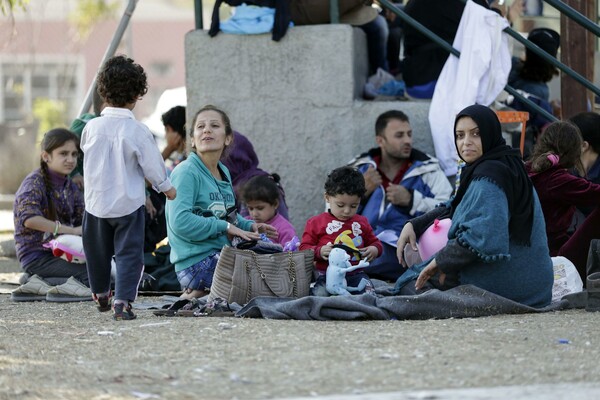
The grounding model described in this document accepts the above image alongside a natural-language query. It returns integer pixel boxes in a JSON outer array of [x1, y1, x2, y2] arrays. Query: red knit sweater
[[300, 212, 383, 273]]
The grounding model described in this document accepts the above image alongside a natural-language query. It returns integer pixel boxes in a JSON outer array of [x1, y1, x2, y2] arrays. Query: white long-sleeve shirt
[[81, 107, 173, 218], [428, 0, 511, 176]]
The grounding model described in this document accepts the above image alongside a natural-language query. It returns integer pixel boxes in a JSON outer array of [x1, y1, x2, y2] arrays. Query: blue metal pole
[[195, 0, 203, 30], [330, 0, 339, 24]]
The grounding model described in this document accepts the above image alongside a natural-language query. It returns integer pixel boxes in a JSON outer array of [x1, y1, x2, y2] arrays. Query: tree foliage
[[33, 98, 68, 139], [68, 0, 119, 40], [0, 0, 29, 16]]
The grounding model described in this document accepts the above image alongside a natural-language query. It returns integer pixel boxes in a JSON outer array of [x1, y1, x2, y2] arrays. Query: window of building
[[0, 57, 83, 123]]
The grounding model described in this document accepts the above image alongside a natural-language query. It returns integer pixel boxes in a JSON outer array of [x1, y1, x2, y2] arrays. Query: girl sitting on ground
[[12, 128, 91, 302], [526, 121, 600, 283], [240, 174, 297, 246]]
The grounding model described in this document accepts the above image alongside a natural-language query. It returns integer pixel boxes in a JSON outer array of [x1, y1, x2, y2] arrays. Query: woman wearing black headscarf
[[395, 104, 553, 307]]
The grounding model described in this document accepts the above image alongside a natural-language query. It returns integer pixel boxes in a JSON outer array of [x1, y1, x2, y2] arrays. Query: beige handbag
[[208, 246, 314, 304]]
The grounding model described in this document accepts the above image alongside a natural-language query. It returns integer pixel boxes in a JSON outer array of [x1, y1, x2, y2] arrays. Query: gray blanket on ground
[[235, 285, 579, 320]]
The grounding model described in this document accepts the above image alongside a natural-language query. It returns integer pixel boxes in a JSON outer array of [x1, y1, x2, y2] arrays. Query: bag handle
[[243, 250, 298, 303]]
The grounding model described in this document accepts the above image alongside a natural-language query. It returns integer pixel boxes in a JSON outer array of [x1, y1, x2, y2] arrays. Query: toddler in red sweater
[[300, 166, 383, 296]]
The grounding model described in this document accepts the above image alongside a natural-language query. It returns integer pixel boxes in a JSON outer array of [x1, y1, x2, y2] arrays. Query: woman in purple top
[[240, 175, 297, 246], [12, 128, 89, 301], [527, 121, 600, 283], [222, 131, 289, 220]]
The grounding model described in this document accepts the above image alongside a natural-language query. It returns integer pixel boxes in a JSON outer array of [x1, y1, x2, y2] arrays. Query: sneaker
[[11, 275, 52, 302], [113, 302, 136, 321], [45, 277, 93, 302], [93, 292, 112, 312], [18, 273, 31, 285]]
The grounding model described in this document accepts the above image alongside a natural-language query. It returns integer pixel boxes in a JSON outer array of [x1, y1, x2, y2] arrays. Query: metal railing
[[191, 0, 599, 123], [375, 0, 600, 123]]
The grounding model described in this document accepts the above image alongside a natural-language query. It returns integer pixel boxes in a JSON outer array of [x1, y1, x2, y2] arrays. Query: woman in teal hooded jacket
[[166, 105, 277, 299]]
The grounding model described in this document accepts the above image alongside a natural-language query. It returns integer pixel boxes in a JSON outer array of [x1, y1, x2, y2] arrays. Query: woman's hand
[[229, 224, 261, 241], [396, 222, 418, 268], [415, 258, 446, 290], [252, 223, 278, 240], [360, 245, 379, 262]]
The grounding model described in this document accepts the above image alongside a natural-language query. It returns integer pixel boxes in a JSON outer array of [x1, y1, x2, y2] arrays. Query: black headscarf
[[451, 105, 534, 246]]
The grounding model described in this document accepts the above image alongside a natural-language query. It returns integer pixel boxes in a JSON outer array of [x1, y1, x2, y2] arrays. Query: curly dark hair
[[96, 55, 148, 107], [324, 166, 366, 197]]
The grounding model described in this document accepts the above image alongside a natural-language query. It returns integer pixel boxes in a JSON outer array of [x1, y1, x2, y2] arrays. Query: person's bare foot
[[180, 288, 207, 299]]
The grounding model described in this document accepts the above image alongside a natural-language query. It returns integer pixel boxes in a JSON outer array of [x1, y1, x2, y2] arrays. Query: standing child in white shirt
[[81, 55, 177, 320]]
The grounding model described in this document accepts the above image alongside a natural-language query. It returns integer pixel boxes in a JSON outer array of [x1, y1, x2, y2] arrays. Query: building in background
[[0, 0, 198, 193], [0, 0, 195, 127]]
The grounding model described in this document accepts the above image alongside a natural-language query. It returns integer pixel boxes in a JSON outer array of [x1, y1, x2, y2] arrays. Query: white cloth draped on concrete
[[428, 0, 511, 176]]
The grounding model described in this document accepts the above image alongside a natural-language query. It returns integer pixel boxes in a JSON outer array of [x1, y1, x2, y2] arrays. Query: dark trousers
[[559, 206, 600, 283], [367, 243, 404, 282], [24, 254, 89, 286], [83, 207, 145, 302]]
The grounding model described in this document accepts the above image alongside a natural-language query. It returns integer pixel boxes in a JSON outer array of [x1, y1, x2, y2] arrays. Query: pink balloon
[[418, 218, 451, 261]]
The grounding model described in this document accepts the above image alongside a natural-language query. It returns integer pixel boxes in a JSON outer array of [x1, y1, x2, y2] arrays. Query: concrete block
[[185, 25, 434, 234]]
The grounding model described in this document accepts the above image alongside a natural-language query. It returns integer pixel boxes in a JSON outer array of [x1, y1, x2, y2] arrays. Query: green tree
[[32, 98, 68, 140], [68, 0, 119, 40], [0, 0, 28, 16]]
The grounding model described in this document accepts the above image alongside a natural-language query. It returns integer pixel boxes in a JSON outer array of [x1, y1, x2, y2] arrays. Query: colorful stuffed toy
[[43, 234, 86, 264]]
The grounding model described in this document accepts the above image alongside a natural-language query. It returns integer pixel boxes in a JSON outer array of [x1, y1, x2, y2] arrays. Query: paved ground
[[2, 207, 600, 399]]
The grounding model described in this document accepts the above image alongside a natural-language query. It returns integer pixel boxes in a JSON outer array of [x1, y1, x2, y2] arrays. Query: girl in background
[[527, 121, 600, 282], [12, 128, 90, 302]]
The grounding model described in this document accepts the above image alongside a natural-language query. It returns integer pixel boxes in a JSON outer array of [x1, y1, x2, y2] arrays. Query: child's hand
[[253, 223, 278, 240], [320, 242, 333, 260], [164, 187, 177, 200], [360, 246, 378, 262]]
